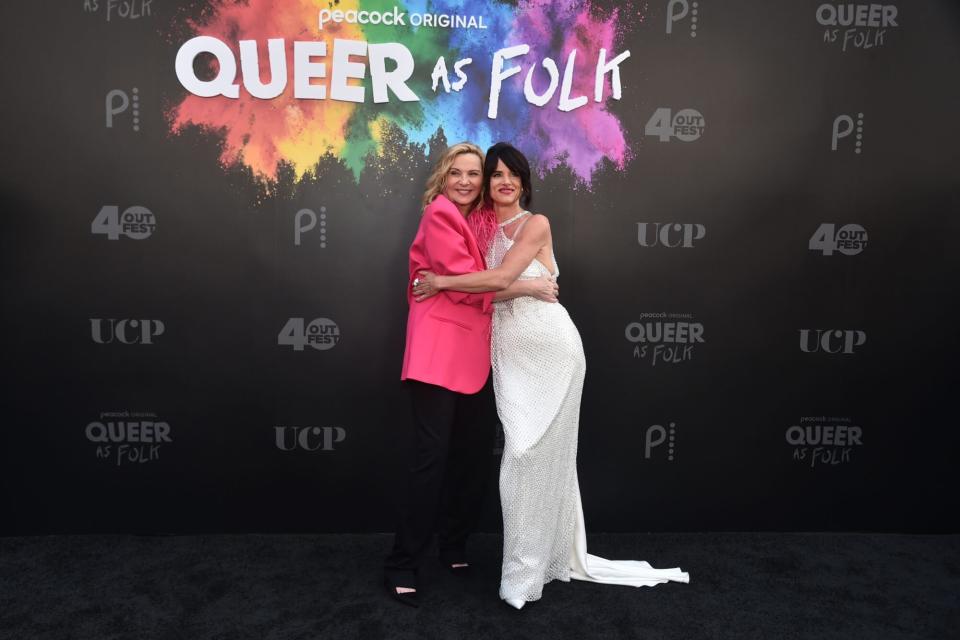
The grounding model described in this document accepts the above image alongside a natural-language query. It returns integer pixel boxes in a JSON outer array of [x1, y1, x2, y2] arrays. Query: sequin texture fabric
[[488, 216, 585, 602], [488, 214, 690, 605]]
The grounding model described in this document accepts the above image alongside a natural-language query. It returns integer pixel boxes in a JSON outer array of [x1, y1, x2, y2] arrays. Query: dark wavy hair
[[483, 142, 532, 209]]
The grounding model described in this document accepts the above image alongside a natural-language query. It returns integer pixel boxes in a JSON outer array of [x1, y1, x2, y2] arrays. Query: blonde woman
[[384, 143, 558, 607]]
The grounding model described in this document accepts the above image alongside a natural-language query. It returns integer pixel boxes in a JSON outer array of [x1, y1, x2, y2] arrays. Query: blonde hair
[[421, 142, 485, 211]]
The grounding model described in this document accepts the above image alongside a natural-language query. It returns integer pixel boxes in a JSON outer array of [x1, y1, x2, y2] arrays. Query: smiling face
[[442, 152, 483, 215], [482, 143, 532, 210], [488, 159, 523, 208]]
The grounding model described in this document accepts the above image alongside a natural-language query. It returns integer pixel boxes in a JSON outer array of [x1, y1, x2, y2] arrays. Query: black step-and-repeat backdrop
[[2, 1, 958, 534]]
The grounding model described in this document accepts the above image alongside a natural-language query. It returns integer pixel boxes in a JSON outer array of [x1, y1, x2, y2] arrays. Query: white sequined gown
[[488, 214, 690, 605]]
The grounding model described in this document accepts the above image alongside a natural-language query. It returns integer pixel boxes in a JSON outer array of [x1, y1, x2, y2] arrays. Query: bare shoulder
[[527, 213, 550, 228], [516, 213, 551, 241], [521, 212, 551, 233]]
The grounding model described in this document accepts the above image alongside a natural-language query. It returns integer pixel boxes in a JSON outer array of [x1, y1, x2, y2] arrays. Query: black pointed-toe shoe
[[384, 577, 419, 608]]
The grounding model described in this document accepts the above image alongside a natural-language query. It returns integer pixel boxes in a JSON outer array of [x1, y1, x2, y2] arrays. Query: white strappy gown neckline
[[497, 209, 530, 228]]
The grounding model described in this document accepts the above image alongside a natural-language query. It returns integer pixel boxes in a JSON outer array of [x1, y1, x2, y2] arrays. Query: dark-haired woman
[[414, 143, 689, 609]]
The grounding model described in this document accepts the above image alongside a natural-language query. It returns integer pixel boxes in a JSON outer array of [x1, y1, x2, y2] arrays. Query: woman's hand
[[525, 276, 559, 303], [412, 271, 442, 302]]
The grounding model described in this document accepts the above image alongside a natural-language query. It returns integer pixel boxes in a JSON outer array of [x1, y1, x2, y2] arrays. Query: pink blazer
[[400, 195, 495, 394]]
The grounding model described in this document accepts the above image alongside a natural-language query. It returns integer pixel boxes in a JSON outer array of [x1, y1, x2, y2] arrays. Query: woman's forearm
[[437, 268, 513, 293], [494, 279, 531, 301]]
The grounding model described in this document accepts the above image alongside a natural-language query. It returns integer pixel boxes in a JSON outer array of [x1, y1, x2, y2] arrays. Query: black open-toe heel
[[384, 577, 419, 608]]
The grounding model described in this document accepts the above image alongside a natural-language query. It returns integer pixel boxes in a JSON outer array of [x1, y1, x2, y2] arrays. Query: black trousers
[[384, 378, 496, 585]]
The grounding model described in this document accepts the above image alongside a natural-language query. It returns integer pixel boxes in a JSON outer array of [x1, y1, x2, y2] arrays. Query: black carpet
[[1, 533, 957, 639]]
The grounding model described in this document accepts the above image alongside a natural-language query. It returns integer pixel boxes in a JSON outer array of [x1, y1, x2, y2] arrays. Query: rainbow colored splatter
[[169, 0, 635, 184]]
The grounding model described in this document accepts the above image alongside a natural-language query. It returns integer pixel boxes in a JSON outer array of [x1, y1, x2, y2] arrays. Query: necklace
[[497, 210, 529, 227]]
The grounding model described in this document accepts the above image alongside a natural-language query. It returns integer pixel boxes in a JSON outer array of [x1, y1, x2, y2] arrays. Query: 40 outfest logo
[[91, 205, 155, 240], [645, 108, 705, 142], [809, 224, 867, 256], [279, 318, 341, 351]]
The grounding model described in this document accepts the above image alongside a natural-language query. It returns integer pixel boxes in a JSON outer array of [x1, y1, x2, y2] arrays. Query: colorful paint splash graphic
[[169, 0, 636, 184]]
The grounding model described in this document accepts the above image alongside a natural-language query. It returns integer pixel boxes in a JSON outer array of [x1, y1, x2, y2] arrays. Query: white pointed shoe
[[503, 597, 526, 610]]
